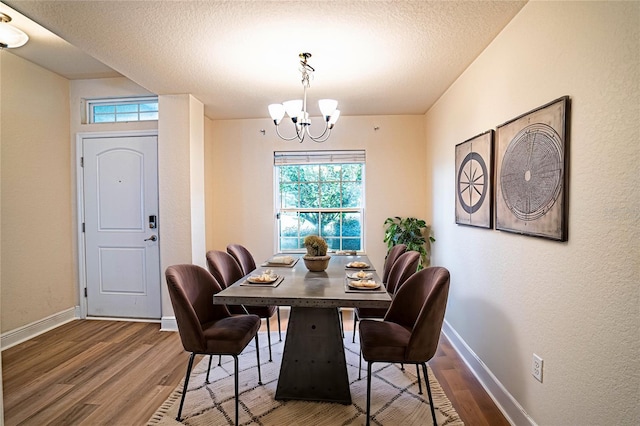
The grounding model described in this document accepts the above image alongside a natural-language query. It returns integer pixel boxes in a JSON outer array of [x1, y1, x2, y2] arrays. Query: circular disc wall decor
[[454, 130, 493, 229], [495, 96, 570, 241], [500, 123, 563, 221]]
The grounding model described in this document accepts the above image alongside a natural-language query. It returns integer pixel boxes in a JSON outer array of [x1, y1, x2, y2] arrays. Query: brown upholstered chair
[[381, 243, 407, 284], [352, 250, 420, 342], [226, 243, 257, 275], [358, 266, 450, 426], [165, 264, 262, 424], [206, 250, 280, 361], [227, 244, 282, 341]]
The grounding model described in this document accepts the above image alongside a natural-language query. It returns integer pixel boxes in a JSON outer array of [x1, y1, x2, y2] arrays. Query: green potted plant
[[303, 235, 331, 271], [383, 217, 435, 270]]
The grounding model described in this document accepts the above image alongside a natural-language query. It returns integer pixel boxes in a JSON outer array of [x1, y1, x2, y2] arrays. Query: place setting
[[260, 255, 299, 268], [240, 269, 284, 287], [344, 260, 376, 271], [344, 269, 385, 293]]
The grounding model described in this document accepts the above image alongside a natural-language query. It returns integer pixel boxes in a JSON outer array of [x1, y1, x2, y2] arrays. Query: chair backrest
[[206, 250, 244, 288], [227, 244, 257, 275], [165, 264, 231, 353], [382, 244, 407, 283], [385, 266, 450, 362], [385, 250, 420, 295]]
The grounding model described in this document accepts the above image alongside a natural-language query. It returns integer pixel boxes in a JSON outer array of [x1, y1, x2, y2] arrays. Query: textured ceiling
[[4, 1, 526, 120]]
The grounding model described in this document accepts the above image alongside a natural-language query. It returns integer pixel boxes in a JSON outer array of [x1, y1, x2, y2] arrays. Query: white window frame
[[86, 96, 159, 124], [274, 150, 366, 254]]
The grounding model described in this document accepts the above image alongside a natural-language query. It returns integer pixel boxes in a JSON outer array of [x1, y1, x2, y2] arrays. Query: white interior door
[[82, 135, 161, 319]]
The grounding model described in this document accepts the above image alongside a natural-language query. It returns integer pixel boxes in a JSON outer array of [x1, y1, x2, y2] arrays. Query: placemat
[[239, 276, 284, 288], [260, 257, 300, 268], [344, 278, 387, 293]]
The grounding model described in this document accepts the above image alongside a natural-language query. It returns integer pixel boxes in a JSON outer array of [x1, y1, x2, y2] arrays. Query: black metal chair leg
[[400, 362, 405, 371], [233, 355, 239, 426], [277, 307, 282, 341], [206, 354, 214, 384], [422, 362, 437, 426], [218, 354, 222, 366], [416, 363, 423, 394], [255, 333, 262, 385], [352, 311, 358, 343], [358, 347, 363, 380], [266, 318, 273, 362], [366, 362, 373, 426], [339, 308, 345, 338], [176, 352, 196, 421]]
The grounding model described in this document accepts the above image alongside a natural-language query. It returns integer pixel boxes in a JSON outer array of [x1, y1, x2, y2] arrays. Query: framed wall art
[[455, 130, 493, 229], [495, 96, 570, 241]]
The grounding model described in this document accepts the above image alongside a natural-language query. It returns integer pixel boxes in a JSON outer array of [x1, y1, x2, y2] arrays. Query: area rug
[[147, 332, 464, 425]]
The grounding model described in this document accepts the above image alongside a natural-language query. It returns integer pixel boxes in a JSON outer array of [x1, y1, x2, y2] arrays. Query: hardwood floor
[[2, 311, 509, 425]]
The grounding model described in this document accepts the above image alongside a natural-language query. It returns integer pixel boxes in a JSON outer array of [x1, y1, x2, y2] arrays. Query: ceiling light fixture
[[0, 13, 28, 49], [268, 53, 340, 143]]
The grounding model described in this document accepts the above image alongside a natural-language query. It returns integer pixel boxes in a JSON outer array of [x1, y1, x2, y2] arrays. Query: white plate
[[347, 272, 373, 280], [348, 280, 381, 290], [346, 262, 370, 269], [247, 274, 278, 284]]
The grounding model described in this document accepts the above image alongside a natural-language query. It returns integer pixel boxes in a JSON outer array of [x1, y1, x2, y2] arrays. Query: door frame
[[75, 129, 159, 320]]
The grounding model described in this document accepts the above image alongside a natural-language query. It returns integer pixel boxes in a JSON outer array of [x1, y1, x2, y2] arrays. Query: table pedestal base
[[275, 307, 352, 404]]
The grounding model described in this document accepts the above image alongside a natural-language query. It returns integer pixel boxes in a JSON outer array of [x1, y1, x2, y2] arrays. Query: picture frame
[[495, 96, 570, 241], [455, 130, 493, 229]]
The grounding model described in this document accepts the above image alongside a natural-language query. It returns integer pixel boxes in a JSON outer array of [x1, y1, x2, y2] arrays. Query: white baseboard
[[1, 307, 78, 351], [442, 320, 536, 426], [161, 316, 178, 331]]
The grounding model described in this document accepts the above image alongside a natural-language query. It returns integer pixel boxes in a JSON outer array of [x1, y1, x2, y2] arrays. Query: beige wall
[[425, 2, 639, 424], [158, 94, 206, 319], [205, 115, 427, 270], [1, 52, 74, 332]]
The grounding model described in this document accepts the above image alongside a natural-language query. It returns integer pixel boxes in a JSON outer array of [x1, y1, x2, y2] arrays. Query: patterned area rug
[[148, 332, 464, 425]]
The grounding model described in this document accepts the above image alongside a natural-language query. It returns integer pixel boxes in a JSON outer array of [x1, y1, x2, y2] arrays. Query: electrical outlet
[[532, 353, 543, 382]]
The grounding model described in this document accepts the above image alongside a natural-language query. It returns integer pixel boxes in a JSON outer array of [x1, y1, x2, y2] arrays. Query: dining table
[[213, 253, 391, 405]]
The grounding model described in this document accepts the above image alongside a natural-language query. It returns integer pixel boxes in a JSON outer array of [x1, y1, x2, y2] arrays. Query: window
[[275, 150, 365, 253], [87, 97, 158, 123]]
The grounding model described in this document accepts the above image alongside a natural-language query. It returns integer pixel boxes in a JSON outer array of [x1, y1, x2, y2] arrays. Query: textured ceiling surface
[[4, 1, 526, 120]]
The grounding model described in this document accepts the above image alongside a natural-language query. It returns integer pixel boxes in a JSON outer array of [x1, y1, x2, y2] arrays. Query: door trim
[[75, 130, 159, 319]]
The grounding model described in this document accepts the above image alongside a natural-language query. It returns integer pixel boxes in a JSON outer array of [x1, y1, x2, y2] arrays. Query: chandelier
[[268, 53, 340, 143], [0, 13, 29, 49]]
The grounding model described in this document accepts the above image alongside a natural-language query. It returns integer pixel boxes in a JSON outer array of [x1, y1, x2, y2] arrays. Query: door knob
[[144, 235, 157, 242]]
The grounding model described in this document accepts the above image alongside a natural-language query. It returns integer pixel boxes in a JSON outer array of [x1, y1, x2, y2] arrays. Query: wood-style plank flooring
[[2, 311, 509, 425]]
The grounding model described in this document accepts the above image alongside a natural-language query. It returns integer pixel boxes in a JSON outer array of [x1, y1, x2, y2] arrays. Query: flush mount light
[[268, 53, 340, 143], [0, 13, 29, 49]]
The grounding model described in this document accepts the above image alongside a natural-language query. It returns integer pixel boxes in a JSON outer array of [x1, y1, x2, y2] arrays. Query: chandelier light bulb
[[268, 104, 285, 124], [282, 100, 303, 120], [328, 110, 341, 128], [318, 99, 338, 119]]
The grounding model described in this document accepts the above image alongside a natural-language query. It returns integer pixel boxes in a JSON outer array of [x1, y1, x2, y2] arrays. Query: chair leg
[[277, 307, 282, 341], [176, 352, 196, 421], [358, 347, 363, 380], [266, 318, 273, 362], [218, 354, 222, 366], [366, 361, 373, 426], [421, 362, 437, 426], [233, 355, 239, 426], [206, 354, 214, 384], [255, 333, 262, 385], [416, 363, 422, 395], [400, 362, 405, 371], [352, 311, 358, 343], [339, 308, 344, 338]]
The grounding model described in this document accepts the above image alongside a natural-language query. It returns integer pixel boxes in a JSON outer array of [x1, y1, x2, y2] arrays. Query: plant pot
[[303, 255, 331, 272]]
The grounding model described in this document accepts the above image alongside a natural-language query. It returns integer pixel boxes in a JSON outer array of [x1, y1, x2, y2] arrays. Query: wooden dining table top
[[213, 254, 391, 309]]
